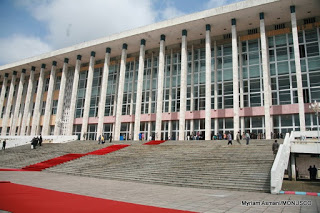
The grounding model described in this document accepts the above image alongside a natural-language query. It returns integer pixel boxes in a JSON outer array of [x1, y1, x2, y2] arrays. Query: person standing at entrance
[[109, 134, 112, 143]]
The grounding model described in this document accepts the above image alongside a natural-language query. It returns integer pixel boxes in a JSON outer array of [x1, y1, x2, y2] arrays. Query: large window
[[75, 71, 88, 118]]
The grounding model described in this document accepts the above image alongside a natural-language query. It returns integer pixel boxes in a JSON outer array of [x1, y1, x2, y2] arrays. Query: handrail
[[270, 132, 292, 194]]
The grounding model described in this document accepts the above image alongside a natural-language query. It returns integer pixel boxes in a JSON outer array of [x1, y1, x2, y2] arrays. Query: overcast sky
[[0, 0, 242, 65]]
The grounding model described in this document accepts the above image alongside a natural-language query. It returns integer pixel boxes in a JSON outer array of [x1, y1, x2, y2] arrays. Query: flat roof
[[0, 0, 319, 77]]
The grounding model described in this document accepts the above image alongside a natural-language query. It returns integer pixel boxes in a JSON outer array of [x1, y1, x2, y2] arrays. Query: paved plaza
[[0, 171, 319, 213]]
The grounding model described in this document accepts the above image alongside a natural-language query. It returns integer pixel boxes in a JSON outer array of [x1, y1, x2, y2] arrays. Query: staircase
[[45, 140, 279, 192]]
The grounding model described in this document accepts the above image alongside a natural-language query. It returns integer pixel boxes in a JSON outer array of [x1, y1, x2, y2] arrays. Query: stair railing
[[270, 132, 292, 194]]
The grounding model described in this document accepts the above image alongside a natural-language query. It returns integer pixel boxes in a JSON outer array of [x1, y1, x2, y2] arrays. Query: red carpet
[[21, 153, 87, 171], [0, 182, 196, 213], [143, 140, 166, 145], [86, 144, 130, 155]]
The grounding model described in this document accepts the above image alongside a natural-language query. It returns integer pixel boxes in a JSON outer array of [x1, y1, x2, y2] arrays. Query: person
[[242, 132, 246, 140], [168, 135, 171, 140], [101, 135, 105, 144], [139, 133, 142, 140], [236, 131, 241, 145], [39, 135, 43, 146], [227, 132, 232, 145], [272, 140, 279, 158], [245, 131, 250, 145], [149, 135, 152, 141], [312, 165, 317, 180], [2, 140, 6, 150], [109, 134, 113, 143], [296, 167, 299, 180], [98, 135, 101, 144], [308, 165, 313, 180]]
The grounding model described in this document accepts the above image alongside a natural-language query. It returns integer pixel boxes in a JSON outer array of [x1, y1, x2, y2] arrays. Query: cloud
[[0, 34, 52, 65], [156, 1, 185, 21], [18, 0, 157, 49], [205, 0, 243, 9]]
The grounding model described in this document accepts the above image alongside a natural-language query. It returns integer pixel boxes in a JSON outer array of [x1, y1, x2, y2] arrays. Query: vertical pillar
[[231, 18, 240, 135], [147, 54, 154, 140], [21, 67, 35, 135], [134, 40, 146, 141], [205, 25, 212, 140], [114, 44, 128, 141], [0, 73, 9, 122], [81, 52, 95, 140], [31, 64, 45, 135], [260, 12, 272, 139], [179, 30, 188, 141], [291, 5, 306, 131], [68, 55, 82, 135], [2, 71, 17, 135], [291, 153, 296, 181], [239, 38, 245, 134], [190, 46, 195, 135], [54, 58, 68, 135], [11, 69, 26, 135], [155, 35, 166, 140], [214, 41, 219, 135], [42, 61, 57, 136], [97, 48, 111, 138], [168, 50, 173, 139]]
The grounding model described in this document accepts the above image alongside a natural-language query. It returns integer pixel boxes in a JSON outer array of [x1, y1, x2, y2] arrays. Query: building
[[0, 0, 319, 141]]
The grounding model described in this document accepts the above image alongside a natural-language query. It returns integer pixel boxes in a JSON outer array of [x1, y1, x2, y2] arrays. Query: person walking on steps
[[245, 131, 250, 145], [109, 134, 112, 143], [2, 140, 6, 150], [227, 132, 232, 145], [39, 135, 43, 146], [236, 131, 241, 145], [272, 140, 279, 158]]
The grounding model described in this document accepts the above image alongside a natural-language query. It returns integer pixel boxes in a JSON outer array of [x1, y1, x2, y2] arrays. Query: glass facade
[[0, 15, 319, 140]]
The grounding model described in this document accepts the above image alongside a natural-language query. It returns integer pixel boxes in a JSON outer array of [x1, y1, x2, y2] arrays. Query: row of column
[[0, 5, 306, 139]]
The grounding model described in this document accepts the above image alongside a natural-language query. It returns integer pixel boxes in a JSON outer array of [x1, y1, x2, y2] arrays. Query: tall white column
[[1, 71, 17, 135], [190, 46, 195, 135], [31, 64, 46, 135], [179, 30, 187, 141], [68, 55, 82, 135], [81, 52, 96, 140], [205, 25, 212, 140], [0, 73, 9, 123], [214, 41, 219, 135], [11, 69, 26, 135], [20, 67, 35, 135], [168, 50, 173, 139], [42, 61, 57, 136], [97, 48, 111, 138], [155, 35, 166, 140], [54, 58, 68, 135], [260, 13, 272, 139], [291, 5, 306, 131], [134, 40, 146, 141], [231, 18, 240, 135], [239, 38, 245, 135], [114, 44, 128, 141]]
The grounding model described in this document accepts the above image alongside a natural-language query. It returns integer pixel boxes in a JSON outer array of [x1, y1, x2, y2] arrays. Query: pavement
[[0, 171, 319, 213]]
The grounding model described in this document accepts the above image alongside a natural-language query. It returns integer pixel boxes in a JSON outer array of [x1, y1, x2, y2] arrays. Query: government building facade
[[0, 0, 319, 141]]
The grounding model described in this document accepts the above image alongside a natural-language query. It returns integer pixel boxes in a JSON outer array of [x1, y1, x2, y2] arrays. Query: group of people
[[98, 134, 112, 144], [308, 165, 318, 180], [31, 135, 43, 149], [226, 131, 251, 145]]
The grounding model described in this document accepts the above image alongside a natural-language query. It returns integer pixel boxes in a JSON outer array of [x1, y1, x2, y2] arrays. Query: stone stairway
[[44, 139, 280, 192]]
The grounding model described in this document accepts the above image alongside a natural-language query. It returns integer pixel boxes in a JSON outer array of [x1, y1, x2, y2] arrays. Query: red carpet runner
[[86, 144, 130, 155], [0, 182, 196, 213], [22, 153, 87, 171], [143, 140, 166, 145], [19, 145, 130, 171]]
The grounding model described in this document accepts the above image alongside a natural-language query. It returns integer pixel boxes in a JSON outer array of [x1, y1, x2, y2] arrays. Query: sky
[[0, 0, 242, 66]]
